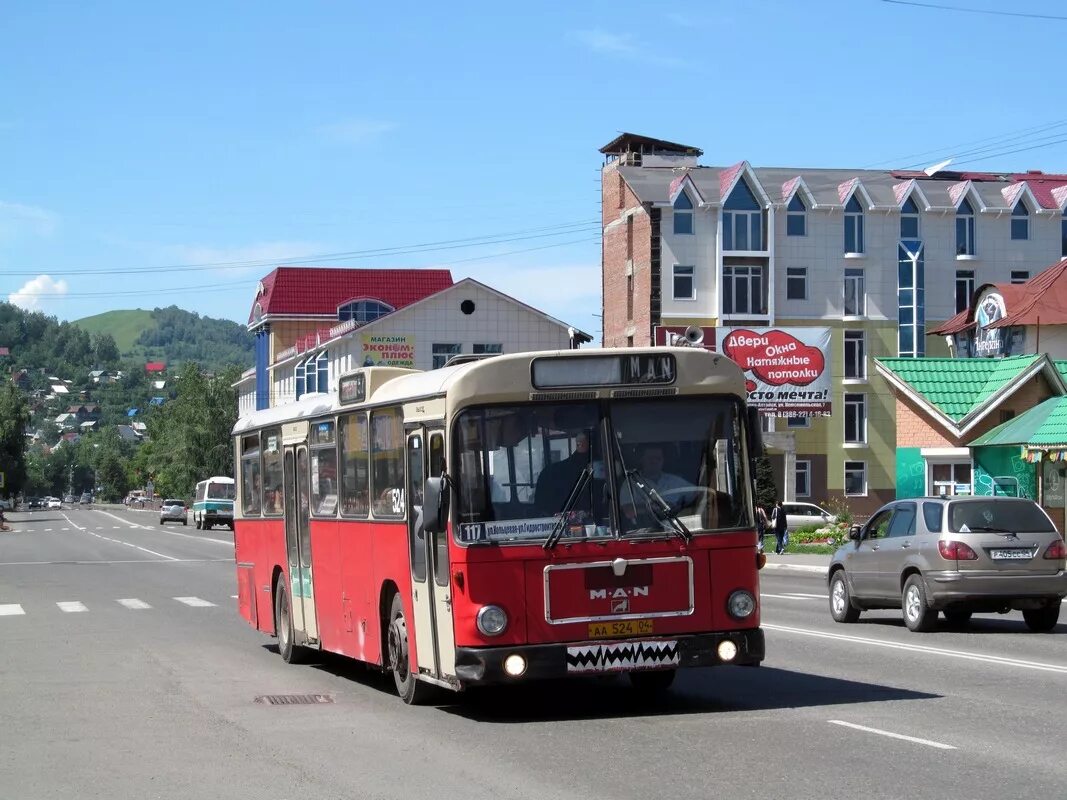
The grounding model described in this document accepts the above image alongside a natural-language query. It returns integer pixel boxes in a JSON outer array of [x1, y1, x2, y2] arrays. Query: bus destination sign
[[532, 354, 676, 389], [338, 372, 366, 405]]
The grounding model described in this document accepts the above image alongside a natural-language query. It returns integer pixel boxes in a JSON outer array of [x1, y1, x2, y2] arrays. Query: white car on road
[[47, 497, 62, 509]]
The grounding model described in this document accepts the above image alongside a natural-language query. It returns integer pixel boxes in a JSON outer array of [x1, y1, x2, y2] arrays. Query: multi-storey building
[[601, 132, 1067, 515]]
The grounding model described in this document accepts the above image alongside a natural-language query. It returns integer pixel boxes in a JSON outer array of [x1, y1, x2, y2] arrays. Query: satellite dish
[[924, 158, 953, 177]]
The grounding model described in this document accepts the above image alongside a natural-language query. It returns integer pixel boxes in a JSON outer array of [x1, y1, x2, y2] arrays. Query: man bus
[[232, 347, 765, 704]]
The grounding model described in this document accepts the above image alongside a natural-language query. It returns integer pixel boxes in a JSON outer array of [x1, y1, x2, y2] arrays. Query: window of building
[[1062, 208, 1067, 257], [844, 461, 867, 496], [999, 409, 1016, 425], [786, 193, 806, 236], [673, 191, 694, 235], [844, 393, 866, 444], [723, 264, 766, 315], [1011, 270, 1029, 284], [900, 196, 920, 239], [844, 268, 866, 316], [844, 330, 865, 379], [844, 195, 865, 254], [295, 359, 305, 400], [955, 269, 975, 314], [338, 299, 394, 323], [1011, 201, 1029, 240], [472, 343, 503, 355], [956, 198, 976, 255], [723, 179, 763, 251], [930, 462, 971, 497], [626, 271, 634, 320], [796, 460, 811, 497], [787, 417, 810, 429], [786, 267, 807, 300], [673, 265, 695, 299], [898, 243, 925, 357], [432, 343, 462, 369]]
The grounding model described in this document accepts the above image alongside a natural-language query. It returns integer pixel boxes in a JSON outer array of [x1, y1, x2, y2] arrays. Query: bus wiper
[[625, 469, 692, 544], [543, 465, 593, 551]]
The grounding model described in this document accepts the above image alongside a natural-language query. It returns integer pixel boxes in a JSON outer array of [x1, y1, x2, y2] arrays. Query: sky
[[3, 0, 1067, 342]]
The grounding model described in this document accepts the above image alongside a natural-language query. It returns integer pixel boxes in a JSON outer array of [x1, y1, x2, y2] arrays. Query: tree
[[93, 332, 120, 366], [753, 453, 778, 512], [0, 383, 30, 498]]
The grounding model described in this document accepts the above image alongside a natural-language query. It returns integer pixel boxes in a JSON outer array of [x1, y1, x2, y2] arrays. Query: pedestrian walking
[[755, 505, 768, 553], [773, 500, 788, 554]]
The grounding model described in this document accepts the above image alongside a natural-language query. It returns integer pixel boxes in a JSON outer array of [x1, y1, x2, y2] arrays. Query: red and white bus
[[232, 347, 766, 703]]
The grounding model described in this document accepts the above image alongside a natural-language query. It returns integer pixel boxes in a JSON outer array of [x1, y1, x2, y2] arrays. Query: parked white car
[[772, 501, 835, 532]]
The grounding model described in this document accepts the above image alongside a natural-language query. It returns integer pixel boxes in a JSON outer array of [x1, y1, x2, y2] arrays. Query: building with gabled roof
[[237, 273, 590, 415], [601, 132, 1067, 515]]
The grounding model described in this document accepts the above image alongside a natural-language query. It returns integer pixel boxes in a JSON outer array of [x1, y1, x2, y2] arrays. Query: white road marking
[[231, 595, 238, 599], [62, 513, 178, 561], [61, 527, 69, 531], [761, 593, 818, 601], [57, 601, 88, 613], [117, 599, 151, 610], [763, 623, 1067, 675], [94, 509, 232, 546], [829, 720, 956, 750], [788, 592, 828, 598], [0, 558, 232, 566], [0, 604, 26, 616], [174, 596, 216, 607], [112, 526, 121, 529]]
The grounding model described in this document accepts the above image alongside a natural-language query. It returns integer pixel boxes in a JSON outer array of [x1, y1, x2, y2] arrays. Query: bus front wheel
[[387, 594, 432, 705]]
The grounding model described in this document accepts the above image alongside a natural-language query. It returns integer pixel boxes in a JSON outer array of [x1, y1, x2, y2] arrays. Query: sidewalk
[[762, 552, 830, 576]]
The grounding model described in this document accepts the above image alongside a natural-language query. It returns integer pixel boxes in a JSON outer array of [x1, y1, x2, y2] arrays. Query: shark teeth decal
[[565, 640, 680, 673]]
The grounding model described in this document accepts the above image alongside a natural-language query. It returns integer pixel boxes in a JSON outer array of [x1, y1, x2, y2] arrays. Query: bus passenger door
[[284, 445, 318, 645], [427, 430, 455, 678], [406, 431, 437, 676]]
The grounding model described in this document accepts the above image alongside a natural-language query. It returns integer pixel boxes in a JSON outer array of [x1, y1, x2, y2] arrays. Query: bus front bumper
[[453, 628, 765, 686]]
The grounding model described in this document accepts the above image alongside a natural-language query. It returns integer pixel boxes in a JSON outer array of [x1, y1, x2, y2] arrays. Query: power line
[[0, 220, 601, 277], [5, 235, 601, 298], [882, 0, 1067, 21], [863, 118, 1067, 169]]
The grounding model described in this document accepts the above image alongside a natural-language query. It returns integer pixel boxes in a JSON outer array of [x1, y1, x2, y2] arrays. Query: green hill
[[72, 306, 253, 372], [72, 309, 156, 354]]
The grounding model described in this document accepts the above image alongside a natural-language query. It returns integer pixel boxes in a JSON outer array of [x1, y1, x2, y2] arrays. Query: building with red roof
[[240, 266, 590, 413]]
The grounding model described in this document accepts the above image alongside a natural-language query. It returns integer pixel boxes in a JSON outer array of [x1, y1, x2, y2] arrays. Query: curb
[[762, 562, 829, 576]]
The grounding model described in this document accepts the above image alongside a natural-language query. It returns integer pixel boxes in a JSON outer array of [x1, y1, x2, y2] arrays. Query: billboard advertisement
[[716, 327, 832, 417], [360, 333, 416, 368]]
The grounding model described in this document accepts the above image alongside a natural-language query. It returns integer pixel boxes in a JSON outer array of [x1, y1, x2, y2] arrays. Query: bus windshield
[[208, 481, 236, 501], [453, 397, 750, 543]]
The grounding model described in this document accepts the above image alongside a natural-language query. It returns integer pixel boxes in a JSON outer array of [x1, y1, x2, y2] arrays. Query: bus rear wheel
[[274, 577, 304, 664], [629, 669, 676, 693], [387, 593, 432, 705]]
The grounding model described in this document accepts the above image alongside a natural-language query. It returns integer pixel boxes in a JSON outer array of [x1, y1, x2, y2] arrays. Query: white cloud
[[0, 200, 58, 240], [317, 119, 396, 145], [9, 275, 69, 310], [171, 241, 326, 275], [569, 29, 683, 67]]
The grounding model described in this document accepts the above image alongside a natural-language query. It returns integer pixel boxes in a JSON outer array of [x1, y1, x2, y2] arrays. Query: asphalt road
[[1, 506, 1064, 800]]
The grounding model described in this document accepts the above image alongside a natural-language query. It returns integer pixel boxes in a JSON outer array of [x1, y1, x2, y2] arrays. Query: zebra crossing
[[0, 595, 237, 616]]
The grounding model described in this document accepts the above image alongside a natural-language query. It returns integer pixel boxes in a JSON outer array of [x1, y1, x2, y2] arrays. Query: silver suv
[[828, 497, 1066, 632], [159, 499, 188, 526]]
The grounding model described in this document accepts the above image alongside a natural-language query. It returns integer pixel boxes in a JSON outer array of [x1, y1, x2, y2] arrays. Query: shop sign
[[716, 327, 832, 417], [360, 334, 415, 368]]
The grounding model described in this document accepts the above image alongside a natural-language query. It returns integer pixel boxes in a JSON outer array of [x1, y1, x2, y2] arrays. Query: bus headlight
[[727, 590, 756, 619], [476, 605, 508, 637]]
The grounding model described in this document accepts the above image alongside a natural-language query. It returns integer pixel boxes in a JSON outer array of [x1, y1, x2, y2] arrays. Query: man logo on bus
[[590, 586, 648, 613]]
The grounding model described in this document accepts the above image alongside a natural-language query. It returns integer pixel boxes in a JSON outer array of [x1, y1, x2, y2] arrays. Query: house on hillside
[[145, 362, 166, 374], [116, 424, 142, 443]]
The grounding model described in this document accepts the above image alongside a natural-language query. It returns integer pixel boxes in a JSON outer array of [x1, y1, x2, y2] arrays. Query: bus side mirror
[[747, 407, 764, 459], [423, 476, 450, 534]]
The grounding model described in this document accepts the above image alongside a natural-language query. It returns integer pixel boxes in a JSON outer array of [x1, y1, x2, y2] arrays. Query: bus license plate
[[588, 619, 654, 638]]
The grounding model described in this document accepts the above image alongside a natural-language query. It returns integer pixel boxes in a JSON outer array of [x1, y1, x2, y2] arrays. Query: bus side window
[[429, 431, 449, 587], [340, 412, 369, 517], [371, 408, 405, 518], [261, 427, 284, 515], [240, 433, 261, 515]]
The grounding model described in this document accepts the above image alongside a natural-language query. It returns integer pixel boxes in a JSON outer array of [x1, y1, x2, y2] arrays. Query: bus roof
[[233, 347, 745, 435], [197, 476, 235, 485]]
